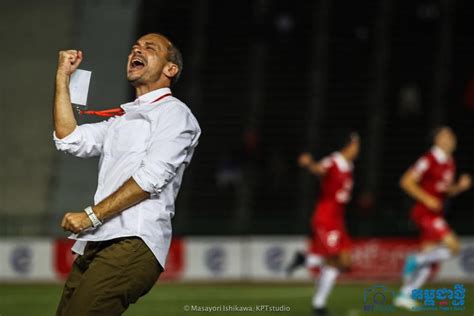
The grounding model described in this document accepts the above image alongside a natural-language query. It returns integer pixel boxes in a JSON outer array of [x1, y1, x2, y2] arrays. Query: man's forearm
[[307, 161, 325, 175], [54, 72, 77, 139], [61, 178, 150, 233], [93, 178, 150, 222], [400, 172, 431, 205], [447, 184, 462, 197], [403, 182, 431, 204]]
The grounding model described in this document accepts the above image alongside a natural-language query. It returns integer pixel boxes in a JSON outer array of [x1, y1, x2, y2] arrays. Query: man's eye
[[146, 46, 156, 51]]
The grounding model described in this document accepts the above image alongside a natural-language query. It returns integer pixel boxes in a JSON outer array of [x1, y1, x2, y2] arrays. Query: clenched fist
[[457, 173, 472, 192], [57, 50, 83, 76], [298, 152, 313, 168], [61, 211, 93, 234]]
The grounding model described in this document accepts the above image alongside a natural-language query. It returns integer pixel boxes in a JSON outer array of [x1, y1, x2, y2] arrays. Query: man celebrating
[[286, 132, 360, 316], [54, 33, 201, 315], [394, 126, 471, 310]]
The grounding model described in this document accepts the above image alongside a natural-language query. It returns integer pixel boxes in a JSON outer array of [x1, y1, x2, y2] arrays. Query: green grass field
[[0, 282, 472, 316]]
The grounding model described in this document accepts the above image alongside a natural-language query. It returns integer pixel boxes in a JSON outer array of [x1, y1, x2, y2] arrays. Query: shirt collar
[[333, 152, 353, 172], [133, 87, 172, 105], [431, 146, 448, 163], [121, 87, 172, 111]]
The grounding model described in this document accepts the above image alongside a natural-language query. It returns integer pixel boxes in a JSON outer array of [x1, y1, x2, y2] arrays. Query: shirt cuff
[[53, 126, 82, 150], [53, 126, 81, 142], [133, 172, 158, 198], [133, 166, 175, 198]]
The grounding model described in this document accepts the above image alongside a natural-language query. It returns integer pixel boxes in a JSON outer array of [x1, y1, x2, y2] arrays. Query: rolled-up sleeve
[[133, 105, 199, 196], [53, 118, 114, 158]]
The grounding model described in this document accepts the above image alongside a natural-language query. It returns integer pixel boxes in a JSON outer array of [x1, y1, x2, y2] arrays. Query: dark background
[[139, 0, 474, 237], [0, 0, 472, 239]]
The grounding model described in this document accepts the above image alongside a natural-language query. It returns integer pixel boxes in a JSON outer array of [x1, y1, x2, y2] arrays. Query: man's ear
[[163, 62, 179, 79]]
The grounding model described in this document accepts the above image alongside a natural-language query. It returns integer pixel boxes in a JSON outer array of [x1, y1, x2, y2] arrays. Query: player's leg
[[311, 229, 349, 316], [286, 250, 324, 275], [306, 253, 325, 268], [401, 233, 460, 295], [436, 231, 460, 257], [396, 218, 455, 310], [402, 217, 453, 279], [396, 221, 437, 310], [311, 258, 339, 316], [401, 241, 435, 282], [59, 237, 162, 316], [398, 242, 436, 301], [412, 229, 459, 267], [337, 249, 351, 271], [56, 253, 89, 315], [286, 225, 325, 275]]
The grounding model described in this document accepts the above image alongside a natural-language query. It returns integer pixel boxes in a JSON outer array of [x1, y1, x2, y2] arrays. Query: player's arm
[[53, 50, 114, 158], [61, 178, 149, 233], [447, 173, 472, 197], [399, 169, 441, 212], [54, 50, 82, 139], [298, 152, 327, 176]]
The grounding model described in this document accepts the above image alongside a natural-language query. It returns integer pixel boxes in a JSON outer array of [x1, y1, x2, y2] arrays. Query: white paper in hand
[[69, 69, 91, 106]]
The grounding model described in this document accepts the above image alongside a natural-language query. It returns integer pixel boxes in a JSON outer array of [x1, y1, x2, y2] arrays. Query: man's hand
[[457, 173, 472, 192], [423, 195, 442, 212], [57, 50, 83, 77], [61, 211, 93, 234], [58, 179, 149, 234], [298, 152, 313, 168], [447, 173, 472, 197]]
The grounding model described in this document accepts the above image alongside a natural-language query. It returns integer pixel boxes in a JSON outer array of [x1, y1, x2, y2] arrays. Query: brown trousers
[[56, 237, 162, 316]]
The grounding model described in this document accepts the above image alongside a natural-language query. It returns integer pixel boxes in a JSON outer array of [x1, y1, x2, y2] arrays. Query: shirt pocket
[[110, 116, 151, 154]]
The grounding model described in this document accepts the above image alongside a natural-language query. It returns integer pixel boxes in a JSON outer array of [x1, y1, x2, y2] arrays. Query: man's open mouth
[[130, 57, 146, 70]]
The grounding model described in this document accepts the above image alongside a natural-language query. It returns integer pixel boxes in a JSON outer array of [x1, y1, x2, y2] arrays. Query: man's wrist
[[55, 71, 70, 83], [84, 206, 103, 228]]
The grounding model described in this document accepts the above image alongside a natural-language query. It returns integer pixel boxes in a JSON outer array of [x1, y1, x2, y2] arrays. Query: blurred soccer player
[[286, 132, 360, 316], [394, 126, 472, 310]]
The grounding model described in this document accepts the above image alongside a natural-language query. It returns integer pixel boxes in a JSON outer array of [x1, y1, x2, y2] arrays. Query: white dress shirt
[[54, 87, 201, 268]]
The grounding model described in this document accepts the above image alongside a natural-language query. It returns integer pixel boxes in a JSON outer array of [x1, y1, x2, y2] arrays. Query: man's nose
[[132, 46, 142, 54]]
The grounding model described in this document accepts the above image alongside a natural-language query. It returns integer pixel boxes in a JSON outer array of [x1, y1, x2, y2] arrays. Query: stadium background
[[1, 0, 474, 315]]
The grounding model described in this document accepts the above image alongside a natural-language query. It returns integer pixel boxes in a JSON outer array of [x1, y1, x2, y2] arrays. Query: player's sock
[[415, 247, 452, 265], [312, 265, 339, 309], [400, 264, 432, 297], [306, 254, 324, 268]]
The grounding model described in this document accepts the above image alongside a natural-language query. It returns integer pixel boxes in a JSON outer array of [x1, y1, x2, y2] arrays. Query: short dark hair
[[431, 125, 452, 141], [335, 130, 360, 150], [146, 33, 183, 86], [166, 43, 183, 86]]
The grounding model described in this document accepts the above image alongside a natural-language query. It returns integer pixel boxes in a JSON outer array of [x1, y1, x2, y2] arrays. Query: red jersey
[[410, 147, 456, 219], [313, 152, 354, 224]]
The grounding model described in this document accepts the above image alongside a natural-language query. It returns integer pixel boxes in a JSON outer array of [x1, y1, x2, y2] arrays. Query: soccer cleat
[[393, 293, 419, 311], [285, 251, 306, 276], [312, 307, 329, 316], [402, 255, 418, 282]]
